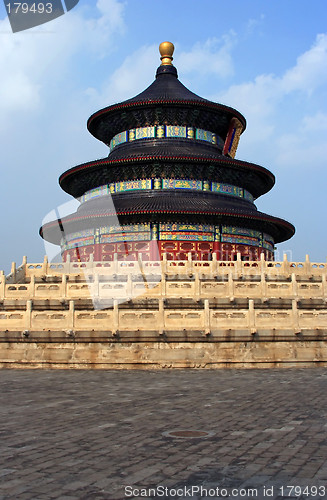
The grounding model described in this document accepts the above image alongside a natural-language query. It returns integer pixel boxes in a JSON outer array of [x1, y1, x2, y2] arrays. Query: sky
[[0, 0, 326, 272]]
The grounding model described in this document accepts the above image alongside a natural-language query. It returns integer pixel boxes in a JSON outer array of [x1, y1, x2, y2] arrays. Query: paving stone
[[0, 368, 326, 499]]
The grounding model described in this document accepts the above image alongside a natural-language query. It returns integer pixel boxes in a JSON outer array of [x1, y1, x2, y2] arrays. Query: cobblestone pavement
[[0, 368, 326, 500]]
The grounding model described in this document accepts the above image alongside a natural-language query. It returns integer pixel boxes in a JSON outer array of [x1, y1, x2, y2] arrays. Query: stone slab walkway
[[0, 368, 326, 500]]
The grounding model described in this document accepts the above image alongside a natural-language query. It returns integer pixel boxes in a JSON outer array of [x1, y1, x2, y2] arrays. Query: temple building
[[40, 42, 294, 262], [2, 43, 327, 370]]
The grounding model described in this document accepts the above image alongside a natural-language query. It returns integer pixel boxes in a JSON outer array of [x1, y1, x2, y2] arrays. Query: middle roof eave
[[58, 154, 275, 199]]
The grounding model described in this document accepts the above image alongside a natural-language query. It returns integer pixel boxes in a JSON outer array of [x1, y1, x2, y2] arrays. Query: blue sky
[[0, 0, 326, 272]]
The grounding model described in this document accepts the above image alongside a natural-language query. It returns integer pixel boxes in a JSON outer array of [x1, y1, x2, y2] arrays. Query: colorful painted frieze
[[166, 125, 187, 138], [81, 185, 109, 202], [160, 223, 214, 232], [212, 183, 243, 198], [162, 179, 202, 190], [221, 235, 259, 247], [262, 233, 274, 251], [135, 126, 155, 140], [160, 232, 214, 241], [115, 179, 151, 192], [110, 130, 128, 150], [162, 179, 175, 190], [263, 232, 274, 245], [80, 179, 255, 208], [222, 226, 262, 238], [196, 128, 216, 144], [65, 236, 95, 250], [109, 125, 224, 151], [244, 190, 254, 203], [262, 241, 274, 251], [100, 232, 150, 244], [65, 229, 94, 242], [99, 223, 150, 234]]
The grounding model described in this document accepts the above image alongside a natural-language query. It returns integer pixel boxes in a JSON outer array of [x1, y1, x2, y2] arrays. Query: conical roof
[[87, 44, 246, 144]]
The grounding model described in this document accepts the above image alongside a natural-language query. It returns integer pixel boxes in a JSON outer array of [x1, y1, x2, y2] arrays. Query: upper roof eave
[[87, 98, 246, 138]]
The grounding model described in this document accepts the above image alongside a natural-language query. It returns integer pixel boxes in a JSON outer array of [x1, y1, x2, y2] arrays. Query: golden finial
[[159, 41, 174, 66]]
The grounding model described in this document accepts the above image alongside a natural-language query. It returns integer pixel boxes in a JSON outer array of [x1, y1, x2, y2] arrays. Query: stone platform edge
[[1, 254, 327, 368]]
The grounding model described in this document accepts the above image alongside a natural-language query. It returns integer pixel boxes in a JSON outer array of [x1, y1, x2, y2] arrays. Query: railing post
[[113, 253, 118, 274], [42, 255, 48, 275], [304, 254, 311, 274], [161, 272, 166, 298], [127, 273, 132, 299], [292, 299, 300, 334], [212, 251, 217, 278], [194, 272, 200, 302], [138, 252, 143, 270], [162, 252, 168, 275], [11, 261, 16, 280], [0, 271, 5, 299], [159, 298, 164, 335], [291, 273, 297, 299], [236, 252, 242, 277], [30, 274, 35, 298], [93, 272, 99, 302], [62, 274, 67, 299], [322, 274, 327, 302], [283, 253, 289, 276], [88, 253, 94, 274], [204, 299, 210, 335], [26, 300, 32, 330], [113, 299, 119, 335], [249, 299, 256, 335], [69, 300, 75, 330], [261, 271, 267, 303], [66, 253, 71, 275], [187, 252, 192, 275], [228, 272, 234, 302], [22, 256, 27, 280]]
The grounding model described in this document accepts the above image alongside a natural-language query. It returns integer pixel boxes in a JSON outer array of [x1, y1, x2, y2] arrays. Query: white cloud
[[282, 34, 327, 94], [302, 111, 327, 132], [246, 14, 265, 35], [276, 112, 327, 168], [96, 0, 126, 33], [0, 0, 126, 127], [219, 33, 327, 113], [96, 44, 158, 104], [216, 34, 327, 162], [176, 33, 237, 79]]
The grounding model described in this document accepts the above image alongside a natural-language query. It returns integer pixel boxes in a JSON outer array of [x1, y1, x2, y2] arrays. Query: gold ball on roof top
[[159, 41, 174, 65]]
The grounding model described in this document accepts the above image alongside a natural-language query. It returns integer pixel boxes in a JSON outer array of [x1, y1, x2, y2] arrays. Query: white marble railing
[[3, 253, 326, 281]]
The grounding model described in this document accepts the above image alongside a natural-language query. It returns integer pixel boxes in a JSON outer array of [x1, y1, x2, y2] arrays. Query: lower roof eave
[[40, 209, 295, 246]]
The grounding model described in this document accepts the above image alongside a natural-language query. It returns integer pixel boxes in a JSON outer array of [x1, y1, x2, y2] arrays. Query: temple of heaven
[[40, 42, 295, 262]]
